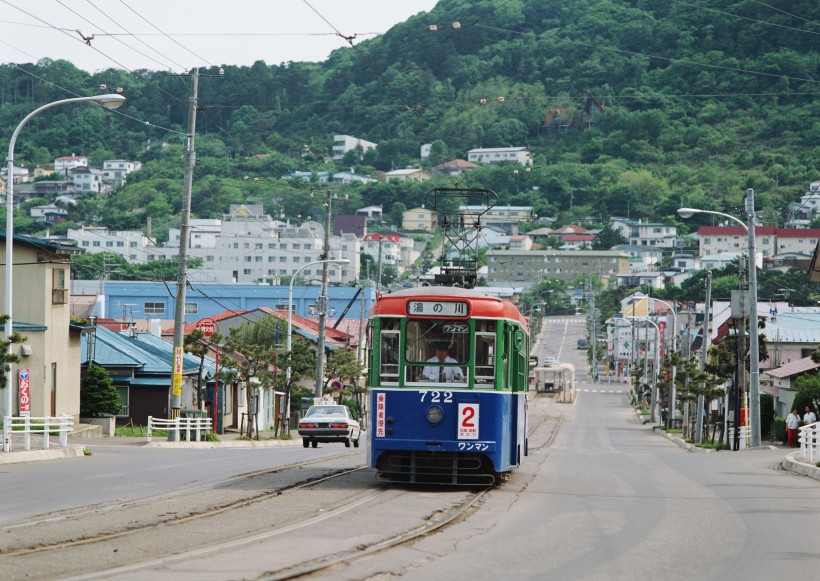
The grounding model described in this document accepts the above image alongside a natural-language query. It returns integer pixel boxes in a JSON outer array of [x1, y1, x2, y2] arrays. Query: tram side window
[[474, 332, 495, 384], [380, 320, 400, 384]]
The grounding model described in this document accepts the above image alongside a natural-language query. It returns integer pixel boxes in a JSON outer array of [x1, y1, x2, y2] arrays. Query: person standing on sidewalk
[[803, 405, 816, 426], [787, 408, 800, 447]]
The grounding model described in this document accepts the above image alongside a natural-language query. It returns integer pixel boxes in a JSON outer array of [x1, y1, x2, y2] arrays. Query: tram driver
[[422, 340, 464, 383]]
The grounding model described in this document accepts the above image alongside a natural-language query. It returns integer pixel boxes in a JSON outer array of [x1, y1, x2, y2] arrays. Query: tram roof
[[371, 286, 527, 325]]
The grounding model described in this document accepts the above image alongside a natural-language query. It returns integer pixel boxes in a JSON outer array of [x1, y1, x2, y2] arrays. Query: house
[[611, 244, 664, 272], [331, 134, 377, 160], [786, 180, 820, 228], [509, 235, 533, 251], [467, 147, 533, 166], [0, 165, 30, 184], [71, 166, 104, 193], [282, 171, 329, 182], [560, 233, 594, 250], [615, 271, 666, 290], [334, 214, 367, 239], [0, 234, 85, 420], [331, 171, 376, 185], [81, 325, 216, 428], [764, 357, 820, 418], [30, 204, 69, 224], [102, 159, 142, 186], [383, 168, 431, 182], [54, 155, 88, 177], [33, 165, 55, 178], [431, 159, 478, 177], [611, 218, 678, 248], [402, 207, 437, 232], [543, 107, 573, 133], [356, 205, 383, 220]]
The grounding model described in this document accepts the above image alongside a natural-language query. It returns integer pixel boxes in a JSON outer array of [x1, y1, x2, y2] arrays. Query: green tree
[[325, 348, 365, 418], [80, 364, 121, 418], [0, 315, 25, 399], [592, 224, 628, 250]]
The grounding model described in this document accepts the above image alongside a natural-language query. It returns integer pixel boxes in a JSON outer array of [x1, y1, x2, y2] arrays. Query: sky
[[0, 0, 440, 73]]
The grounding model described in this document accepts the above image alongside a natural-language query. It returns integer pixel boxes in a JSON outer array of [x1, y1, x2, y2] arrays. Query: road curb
[[0, 445, 87, 465], [782, 451, 820, 480]]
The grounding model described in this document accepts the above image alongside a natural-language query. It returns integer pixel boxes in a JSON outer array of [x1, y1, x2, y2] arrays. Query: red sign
[[457, 403, 479, 440], [18, 368, 31, 416], [195, 318, 218, 338]]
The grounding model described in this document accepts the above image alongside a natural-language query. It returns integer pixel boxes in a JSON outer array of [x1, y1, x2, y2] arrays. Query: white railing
[[147, 416, 213, 443], [3, 414, 74, 452], [728, 425, 751, 450], [799, 422, 819, 462]]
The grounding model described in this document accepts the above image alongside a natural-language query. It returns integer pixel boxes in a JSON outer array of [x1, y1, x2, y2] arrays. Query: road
[[2, 315, 819, 580]]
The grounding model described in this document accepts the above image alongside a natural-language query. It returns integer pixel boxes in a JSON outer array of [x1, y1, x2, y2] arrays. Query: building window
[[52, 269, 68, 304], [144, 302, 165, 315], [185, 303, 198, 315], [115, 385, 129, 417], [243, 269, 252, 275], [206, 255, 214, 262], [244, 256, 252, 262]]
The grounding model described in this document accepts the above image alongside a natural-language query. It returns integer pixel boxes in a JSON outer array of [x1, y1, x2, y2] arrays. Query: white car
[[298, 405, 361, 449], [543, 357, 558, 366]]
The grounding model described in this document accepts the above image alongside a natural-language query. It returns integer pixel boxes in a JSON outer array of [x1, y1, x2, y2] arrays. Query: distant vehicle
[[543, 356, 558, 366], [576, 338, 588, 349], [298, 405, 361, 448], [529, 355, 539, 369]]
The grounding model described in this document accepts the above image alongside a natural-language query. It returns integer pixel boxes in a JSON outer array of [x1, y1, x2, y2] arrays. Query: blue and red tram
[[366, 286, 530, 485]]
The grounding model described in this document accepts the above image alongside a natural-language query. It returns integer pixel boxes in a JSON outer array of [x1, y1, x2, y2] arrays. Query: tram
[[366, 189, 530, 485]]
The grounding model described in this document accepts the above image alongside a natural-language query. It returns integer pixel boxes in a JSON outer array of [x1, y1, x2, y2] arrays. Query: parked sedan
[[298, 404, 361, 448]]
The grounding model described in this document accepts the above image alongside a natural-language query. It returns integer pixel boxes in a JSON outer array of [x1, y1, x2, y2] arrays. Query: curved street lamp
[[677, 189, 760, 447], [284, 258, 349, 431], [4, 94, 125, 426], [651, 297, 678, 426], [627, 316, 661, 425]]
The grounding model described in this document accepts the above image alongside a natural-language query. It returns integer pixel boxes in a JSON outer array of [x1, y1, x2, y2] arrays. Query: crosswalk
[[576, 388, 627, 394]]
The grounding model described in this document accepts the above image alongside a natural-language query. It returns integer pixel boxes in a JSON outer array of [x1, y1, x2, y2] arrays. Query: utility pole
[[589, 279, 597, 381], [315, 190, 333, 400], [356, 283, 367, 427], [169, 67, 199, 440], [746, 188, 761, 447], [696, 271, 712, 444], [376, 236, 384, 293], [735, 258, 748, 451]]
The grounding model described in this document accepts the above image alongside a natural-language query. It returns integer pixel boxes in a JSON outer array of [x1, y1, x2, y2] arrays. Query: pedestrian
[[803, 405, 816, 426], [786, 408, 799, 447]]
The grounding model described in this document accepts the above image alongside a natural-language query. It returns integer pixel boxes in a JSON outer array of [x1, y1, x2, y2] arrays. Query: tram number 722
[[419, 390, 453, 403]]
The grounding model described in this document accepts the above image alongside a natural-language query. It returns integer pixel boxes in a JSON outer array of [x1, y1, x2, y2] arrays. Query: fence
[[799, 422, 819, 463], [147, 416, 213, 443], [3, 414, 74, 452]]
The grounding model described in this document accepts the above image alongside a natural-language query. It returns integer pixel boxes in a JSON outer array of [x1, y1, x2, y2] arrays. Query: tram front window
[[406, 320, 468, 384]]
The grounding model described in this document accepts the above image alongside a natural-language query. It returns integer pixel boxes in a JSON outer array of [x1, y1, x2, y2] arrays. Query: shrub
[[773, 417, 786, 443], [80, 364, 121, 417]]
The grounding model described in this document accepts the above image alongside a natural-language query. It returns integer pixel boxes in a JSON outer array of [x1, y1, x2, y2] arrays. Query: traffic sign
[[330, 379, 343, 391], [195, 318, 218, 338]]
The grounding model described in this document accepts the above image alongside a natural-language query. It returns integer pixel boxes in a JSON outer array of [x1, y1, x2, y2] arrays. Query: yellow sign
[[172, 346, 183, 396]]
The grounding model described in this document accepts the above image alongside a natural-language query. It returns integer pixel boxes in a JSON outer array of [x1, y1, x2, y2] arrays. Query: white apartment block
[[165, 205, 361, 284], [67, 226, 159, 262], [362, 234, 402, 271], [103, 160, 142, 186], [697, 226, 777, 261], [332, 134, 377, 160], [467, 147, 533, 166]]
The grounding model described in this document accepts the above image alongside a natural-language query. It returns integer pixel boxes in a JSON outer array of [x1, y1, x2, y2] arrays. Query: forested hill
[[1, 0, 818, 242]]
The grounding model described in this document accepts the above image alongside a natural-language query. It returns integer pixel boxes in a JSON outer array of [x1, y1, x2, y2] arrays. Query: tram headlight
[[426, 405, 444, 424]]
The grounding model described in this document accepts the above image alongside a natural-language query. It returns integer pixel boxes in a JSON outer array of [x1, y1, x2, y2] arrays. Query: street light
[[285, 258, 349, 430], [4, 94, 125, 424], [627, 316, 661, 425], [651, 298, 678, 426], [677, 189, 760, 447]]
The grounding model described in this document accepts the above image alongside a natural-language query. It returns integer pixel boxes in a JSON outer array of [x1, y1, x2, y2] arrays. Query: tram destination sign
[[407, 300, 469, 317]]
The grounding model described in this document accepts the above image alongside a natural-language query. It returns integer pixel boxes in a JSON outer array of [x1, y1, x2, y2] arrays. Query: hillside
[[1, 0, 817, 242]]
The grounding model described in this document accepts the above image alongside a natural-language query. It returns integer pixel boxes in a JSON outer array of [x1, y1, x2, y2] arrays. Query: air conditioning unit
[[52, 288, 68, 304]]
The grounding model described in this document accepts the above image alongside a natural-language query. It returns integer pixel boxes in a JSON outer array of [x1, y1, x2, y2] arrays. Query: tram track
[[0, 452, 363, 558]]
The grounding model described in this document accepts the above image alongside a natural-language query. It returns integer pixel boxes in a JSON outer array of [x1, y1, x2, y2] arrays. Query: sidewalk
[[0, 429, 304, 465]]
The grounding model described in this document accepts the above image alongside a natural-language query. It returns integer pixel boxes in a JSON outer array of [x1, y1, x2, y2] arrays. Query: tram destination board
[[407, 300, 469, 317]]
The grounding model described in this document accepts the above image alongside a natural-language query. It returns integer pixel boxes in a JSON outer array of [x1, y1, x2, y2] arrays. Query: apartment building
[[486, 249, 630, 287], [102, 159, 142, 186], [67, 226, 158, 261], [611, 218, 678, 248]]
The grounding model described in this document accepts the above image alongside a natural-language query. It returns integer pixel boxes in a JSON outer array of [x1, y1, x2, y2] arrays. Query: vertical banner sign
[[375, 392, 386, 437], [172, 346, 184, 396], [457, 402, 479, 440], [18, 368, 31, 416]]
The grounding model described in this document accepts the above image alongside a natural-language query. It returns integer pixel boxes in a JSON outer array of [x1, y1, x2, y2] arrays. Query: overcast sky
[[0, 0, 439, 72]]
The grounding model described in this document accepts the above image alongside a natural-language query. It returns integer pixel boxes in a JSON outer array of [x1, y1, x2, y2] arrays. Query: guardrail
[[147, 416, 213, 443], [3, 414, 74, 452], [799, 422, 819, 462]]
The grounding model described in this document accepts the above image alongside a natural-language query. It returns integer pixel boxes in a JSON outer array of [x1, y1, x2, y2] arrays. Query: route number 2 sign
[[457, 403, 479, 440]]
